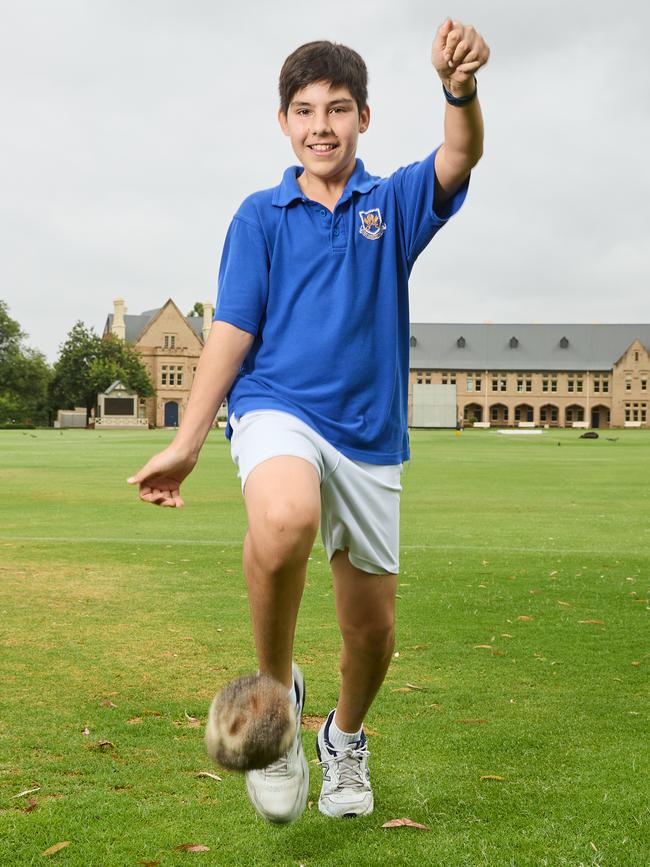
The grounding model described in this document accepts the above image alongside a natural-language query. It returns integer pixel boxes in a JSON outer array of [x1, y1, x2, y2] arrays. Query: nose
[[310, 110, 332, 136]]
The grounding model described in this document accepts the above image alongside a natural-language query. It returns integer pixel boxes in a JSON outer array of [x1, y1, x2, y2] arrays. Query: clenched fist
[[432, 18, 490, 93]]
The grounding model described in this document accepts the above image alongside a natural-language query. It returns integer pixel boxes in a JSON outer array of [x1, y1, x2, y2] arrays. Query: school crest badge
[[358, 207, 386, 240]]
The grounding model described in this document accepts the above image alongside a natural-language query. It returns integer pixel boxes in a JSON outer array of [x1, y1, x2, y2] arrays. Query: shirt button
[[333, 229, 340, 236], [320, 209, 326, 216]]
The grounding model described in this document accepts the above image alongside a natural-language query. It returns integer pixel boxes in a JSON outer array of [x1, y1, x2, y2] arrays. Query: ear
[[359, 104, 371, 134], [278, 108, 290, 136]]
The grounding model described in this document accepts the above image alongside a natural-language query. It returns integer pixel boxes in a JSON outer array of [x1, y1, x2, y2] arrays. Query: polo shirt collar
[[272, 158, 379, 207]]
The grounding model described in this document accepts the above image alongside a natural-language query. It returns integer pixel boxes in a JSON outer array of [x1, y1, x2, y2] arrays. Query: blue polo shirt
[[215, 147, 468, 464]]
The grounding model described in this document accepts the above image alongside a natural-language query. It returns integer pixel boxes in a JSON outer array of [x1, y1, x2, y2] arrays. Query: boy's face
[[278, 81, 370, 184]]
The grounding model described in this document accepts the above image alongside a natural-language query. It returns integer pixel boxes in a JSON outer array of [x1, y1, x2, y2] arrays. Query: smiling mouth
[[307, 143, 338, 152]]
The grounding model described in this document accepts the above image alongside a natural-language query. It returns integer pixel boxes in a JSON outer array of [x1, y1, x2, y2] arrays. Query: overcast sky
[[2, 0, 649, 362]]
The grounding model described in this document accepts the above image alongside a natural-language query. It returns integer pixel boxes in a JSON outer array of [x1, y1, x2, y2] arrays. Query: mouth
[[307, 143, 338, 153]]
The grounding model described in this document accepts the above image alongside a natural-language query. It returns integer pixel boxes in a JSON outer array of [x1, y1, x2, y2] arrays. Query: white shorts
[[229, 410, 402, 575]]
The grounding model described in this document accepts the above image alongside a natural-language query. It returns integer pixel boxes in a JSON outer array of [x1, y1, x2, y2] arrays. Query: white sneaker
[[316, 709, 374, 818], [244, 663, 309, 823]]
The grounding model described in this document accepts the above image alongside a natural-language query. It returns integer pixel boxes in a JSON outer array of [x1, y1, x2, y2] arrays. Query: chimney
[[113, 298, 126, 340], [202, 301, 214, 343]]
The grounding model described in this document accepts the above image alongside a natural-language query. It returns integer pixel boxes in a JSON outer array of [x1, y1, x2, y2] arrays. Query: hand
[[432, 18, 490, 93], [127, 445, 197, 508]]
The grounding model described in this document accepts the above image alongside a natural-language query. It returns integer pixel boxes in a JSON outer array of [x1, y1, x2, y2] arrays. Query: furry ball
[[205, 673, 296, 771]]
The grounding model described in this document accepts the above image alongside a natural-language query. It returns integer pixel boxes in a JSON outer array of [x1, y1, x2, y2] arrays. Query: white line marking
[[0, 535, 646, 557]]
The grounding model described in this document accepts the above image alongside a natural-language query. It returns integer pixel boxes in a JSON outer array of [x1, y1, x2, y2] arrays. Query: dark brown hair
[[279, 41, 368, 115]]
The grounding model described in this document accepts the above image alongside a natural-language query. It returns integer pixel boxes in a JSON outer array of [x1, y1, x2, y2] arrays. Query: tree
[[187, 301, 204, 317], [0, 300, 51, 426], [50, 322, 154, 424]]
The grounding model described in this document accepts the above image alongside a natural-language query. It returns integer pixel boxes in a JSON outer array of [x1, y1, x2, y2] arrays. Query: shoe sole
[[317, 795, 374, 819]]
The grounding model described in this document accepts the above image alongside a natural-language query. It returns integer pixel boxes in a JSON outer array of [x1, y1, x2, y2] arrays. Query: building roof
[[104, 309, 203, 343], [409, 324, 650, 371]]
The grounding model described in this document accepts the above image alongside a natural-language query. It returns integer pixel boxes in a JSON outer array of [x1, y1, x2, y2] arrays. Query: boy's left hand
[[431, 18, 490, 91]]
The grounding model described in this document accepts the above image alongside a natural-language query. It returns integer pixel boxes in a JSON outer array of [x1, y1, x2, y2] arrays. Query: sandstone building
[[103, 298, 215, 428], [409, 324, 650, 429]]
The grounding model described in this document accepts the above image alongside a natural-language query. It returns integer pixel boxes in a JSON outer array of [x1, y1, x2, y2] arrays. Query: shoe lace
[[265, 750, 290, 777], [320, 745, 370, 790]]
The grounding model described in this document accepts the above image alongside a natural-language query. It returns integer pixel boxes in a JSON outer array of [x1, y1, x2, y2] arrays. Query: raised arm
[[432, 18, 490, 207], [127, 320, 254, 507]]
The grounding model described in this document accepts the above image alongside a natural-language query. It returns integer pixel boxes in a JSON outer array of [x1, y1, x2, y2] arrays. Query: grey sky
[[2, 0, 649, 362]]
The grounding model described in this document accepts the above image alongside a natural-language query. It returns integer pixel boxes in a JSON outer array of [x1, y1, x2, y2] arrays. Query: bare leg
[[330, 549, 397, 732], [243, 456, 321, 689]]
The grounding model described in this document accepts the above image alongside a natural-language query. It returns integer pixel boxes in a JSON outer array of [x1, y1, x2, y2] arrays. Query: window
[[475, 375, 482, 391], [625, 375, 632, 392], [568, 377, 574, 393], [161, 365, 168, 386], [576, 376, 583, 393], [602, 377, 609, 393], [416, 370, 423, 384], [176, 366, 183, 387], [634, 351, 639, 361], [466, 377, 474, 392], [560, 336, 569, 349], [491, 406, 498, 421], [624, 402, 644, 422], [457, 336, 466, 348], [164, 334, 176, 349], [442, 371, 456, 385], [525, 376, 532, 392], [566, 406, 584, 423], [593, 377, 600, 393], [542, 407, 558, 423], [551, 376, 558, 392], [642, 377, 648, 392], [169, 367, 175, 386], [492, 375, 507, 392], [516, 377, 524, 393], [509, 336, 519, 349]]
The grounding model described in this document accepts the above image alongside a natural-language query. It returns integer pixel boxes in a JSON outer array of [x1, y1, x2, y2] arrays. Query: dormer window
[[457, 336, 466, 348], [409, 336, 417, 347], [560, 336, 569, 349], [509, 336, 519, 349]]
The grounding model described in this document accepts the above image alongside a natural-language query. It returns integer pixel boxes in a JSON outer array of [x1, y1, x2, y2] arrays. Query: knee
[[251, 500, 319, 572], [341, 616, 395, 659]]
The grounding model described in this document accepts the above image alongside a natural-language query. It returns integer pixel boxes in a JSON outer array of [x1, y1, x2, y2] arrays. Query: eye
[[295, 109, 311, 117]]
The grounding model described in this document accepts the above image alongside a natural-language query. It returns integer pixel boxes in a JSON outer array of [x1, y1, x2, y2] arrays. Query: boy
[[128, 18, 489, 823]]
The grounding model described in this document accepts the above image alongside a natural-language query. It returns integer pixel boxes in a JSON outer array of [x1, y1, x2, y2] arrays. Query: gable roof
[[104, 301, 204, 344], [409, 324, 650, 371]]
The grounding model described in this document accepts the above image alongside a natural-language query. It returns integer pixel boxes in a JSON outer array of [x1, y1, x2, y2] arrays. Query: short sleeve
[[391, 146, 469, 265], [214, 215, 270, 336]]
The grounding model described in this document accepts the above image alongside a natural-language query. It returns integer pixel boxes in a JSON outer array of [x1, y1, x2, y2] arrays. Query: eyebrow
[[290, 98, 355, 108]]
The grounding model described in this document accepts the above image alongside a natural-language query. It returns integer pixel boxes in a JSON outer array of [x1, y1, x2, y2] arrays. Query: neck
[[297, 160, 357, 210]]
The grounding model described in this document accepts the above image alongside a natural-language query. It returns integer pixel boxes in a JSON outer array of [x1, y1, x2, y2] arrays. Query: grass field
[[0, 427, 648, 866]]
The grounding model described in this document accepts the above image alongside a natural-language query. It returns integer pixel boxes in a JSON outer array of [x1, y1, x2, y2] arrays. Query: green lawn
[[0, 428, 648, 866]]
